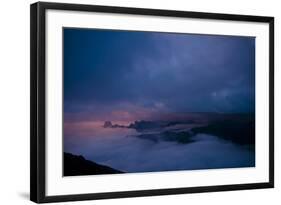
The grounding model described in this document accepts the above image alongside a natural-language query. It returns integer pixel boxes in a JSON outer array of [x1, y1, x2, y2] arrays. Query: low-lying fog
[[64, 123, 255, 173]]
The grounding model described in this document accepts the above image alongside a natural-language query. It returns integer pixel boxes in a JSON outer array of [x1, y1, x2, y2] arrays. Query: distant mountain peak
[[103, 121, 113, 128]]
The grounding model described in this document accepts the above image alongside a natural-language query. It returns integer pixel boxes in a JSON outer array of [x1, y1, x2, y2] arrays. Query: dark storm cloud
[[64, 28, 255, 120]]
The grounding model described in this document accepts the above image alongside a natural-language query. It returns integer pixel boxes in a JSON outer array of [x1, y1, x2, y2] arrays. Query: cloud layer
[[64, 29, 255, 122], [65, 127, 255, 172]]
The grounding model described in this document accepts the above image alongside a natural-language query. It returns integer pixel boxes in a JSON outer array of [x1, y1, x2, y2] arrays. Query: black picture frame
[[30, 2, 274, 203]]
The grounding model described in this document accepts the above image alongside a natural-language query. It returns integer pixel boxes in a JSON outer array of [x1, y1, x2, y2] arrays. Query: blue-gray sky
[[64, 28, 255, 122]]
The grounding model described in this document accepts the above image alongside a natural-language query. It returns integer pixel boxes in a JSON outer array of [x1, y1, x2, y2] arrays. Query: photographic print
[[31, 2, 273, 202], [63, 28, 256, 176]]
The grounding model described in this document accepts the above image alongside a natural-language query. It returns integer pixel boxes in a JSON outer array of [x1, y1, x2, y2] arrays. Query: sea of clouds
[[64, 126, 255, 173]]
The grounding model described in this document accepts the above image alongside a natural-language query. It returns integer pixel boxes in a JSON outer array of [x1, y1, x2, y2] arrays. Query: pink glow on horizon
[[64, 102, 159, 123], [64, 120, 137, 138]]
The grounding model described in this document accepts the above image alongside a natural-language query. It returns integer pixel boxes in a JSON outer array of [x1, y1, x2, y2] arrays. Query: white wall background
[[0, 0, 279, 204]]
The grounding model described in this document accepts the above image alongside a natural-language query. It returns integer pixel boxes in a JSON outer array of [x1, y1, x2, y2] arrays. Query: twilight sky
[[63, 28, 255, 123]]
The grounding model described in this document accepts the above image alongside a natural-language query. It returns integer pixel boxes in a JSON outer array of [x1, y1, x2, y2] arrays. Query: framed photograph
[[30, 2, 274, 203]]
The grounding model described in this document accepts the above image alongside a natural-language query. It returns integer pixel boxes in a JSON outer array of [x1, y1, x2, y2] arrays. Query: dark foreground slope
[[64, 152, 123, 176]]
